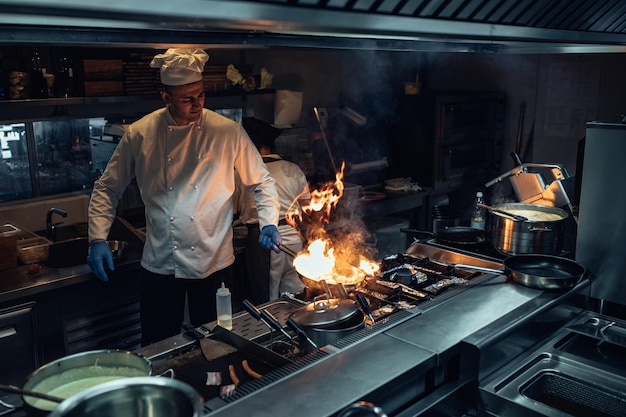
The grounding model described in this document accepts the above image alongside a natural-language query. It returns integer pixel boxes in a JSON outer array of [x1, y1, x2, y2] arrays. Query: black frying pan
[[401, 227, 487, 245], [455, 254, 586, 290]]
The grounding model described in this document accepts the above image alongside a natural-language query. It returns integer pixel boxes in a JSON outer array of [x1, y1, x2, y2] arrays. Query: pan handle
[[400, 229, 435, 242], [356, 292, 375, 323], [286, 317, 318, 351], [0, 384, 64, 403], [453, 264, 504, 275], [528, 226, 552, 232]]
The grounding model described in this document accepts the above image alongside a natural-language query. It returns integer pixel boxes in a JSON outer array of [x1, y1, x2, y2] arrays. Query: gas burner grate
[[353, 251, 493, 315]]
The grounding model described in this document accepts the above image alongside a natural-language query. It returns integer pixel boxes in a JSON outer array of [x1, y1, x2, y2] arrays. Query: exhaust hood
[[1, 0, 626, 53]]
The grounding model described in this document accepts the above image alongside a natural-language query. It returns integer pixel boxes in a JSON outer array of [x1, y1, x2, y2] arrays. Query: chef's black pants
[[243, 223, 270, 305], [139, 266, 234, 346]]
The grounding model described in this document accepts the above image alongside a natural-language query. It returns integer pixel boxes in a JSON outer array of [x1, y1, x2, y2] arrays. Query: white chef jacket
[[88, 106, 280, 278]]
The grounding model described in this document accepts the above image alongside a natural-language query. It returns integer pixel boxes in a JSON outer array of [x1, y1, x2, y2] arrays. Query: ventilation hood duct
[[1, 0, 626, 53]]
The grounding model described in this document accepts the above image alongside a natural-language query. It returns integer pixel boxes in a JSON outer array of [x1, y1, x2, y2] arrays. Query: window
[[0, 118, 116, 203], [0, 123, 31, 200]]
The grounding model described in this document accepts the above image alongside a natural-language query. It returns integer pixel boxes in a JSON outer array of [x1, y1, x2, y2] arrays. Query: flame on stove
[[286, 162, 379, 286], [293, 236, 380, 285], [292, 238, 335, 279]]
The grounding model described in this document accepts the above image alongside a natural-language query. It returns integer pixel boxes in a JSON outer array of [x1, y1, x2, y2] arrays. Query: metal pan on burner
[[454, 254, 586, 290], [401, 227, 487, 245]]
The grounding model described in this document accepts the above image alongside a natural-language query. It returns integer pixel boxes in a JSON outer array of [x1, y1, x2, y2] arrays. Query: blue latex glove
[[87, 241, 114, 281], [259, 225, 282, 253]]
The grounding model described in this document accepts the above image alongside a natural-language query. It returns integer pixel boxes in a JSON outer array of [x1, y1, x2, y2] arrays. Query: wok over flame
[[285, 163, 379, 285]]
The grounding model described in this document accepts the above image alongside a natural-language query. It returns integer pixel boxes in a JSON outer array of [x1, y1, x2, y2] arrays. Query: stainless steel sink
[[521, 369, 626, 417], [479, 312, 626, 417], [488, 352, 626, 416], [36, 221, 140, 268], [34, 223, 89, 267], [44, 237, 89, 268], [36, 222, 88, 242]]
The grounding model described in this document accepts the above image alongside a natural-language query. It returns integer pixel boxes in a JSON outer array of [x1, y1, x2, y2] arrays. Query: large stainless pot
[[290, 296, 365, 350], [47, 377, 203, 417], [21, 350, 152, 413], [488, 203, 568, 255]]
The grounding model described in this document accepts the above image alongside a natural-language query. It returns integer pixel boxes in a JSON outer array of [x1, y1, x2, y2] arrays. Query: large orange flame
[[293, 236, 379, 285], [285, 162, 379, 286]]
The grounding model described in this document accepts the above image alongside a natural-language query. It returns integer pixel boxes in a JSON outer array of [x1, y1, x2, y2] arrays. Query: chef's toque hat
[[150, 48, 209, 86]]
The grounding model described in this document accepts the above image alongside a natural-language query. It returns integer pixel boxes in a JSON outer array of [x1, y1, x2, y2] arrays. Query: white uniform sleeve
[[233, 126, 280, 228], [87, 132, 136, 242]]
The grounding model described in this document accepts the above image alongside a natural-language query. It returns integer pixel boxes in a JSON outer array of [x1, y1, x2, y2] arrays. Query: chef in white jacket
[[87, 49, 282, 345]]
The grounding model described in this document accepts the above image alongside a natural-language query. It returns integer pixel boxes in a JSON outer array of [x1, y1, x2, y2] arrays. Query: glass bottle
[[56, 52, 74, 98], [28, 48, 47, 98], [216, 282, 233, 330], [470, 191, 486, 230]]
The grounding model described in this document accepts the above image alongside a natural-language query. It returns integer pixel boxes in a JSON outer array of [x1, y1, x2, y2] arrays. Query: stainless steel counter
[[0, 223, 144, 305], [201, 273, 591, 417], [209, 332, 436, 417], [385, 274, 541, 355], [0, 256, 141, 305]]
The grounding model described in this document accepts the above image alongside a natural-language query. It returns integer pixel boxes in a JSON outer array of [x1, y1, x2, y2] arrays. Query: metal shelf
[[0, 89, 275, 123]]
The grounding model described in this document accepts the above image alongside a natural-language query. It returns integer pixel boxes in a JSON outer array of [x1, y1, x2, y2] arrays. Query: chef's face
[[161, 81, 205, 125]]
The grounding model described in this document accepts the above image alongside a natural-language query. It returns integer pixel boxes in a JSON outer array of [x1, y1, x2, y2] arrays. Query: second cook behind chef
[[237, 118, 311, 303], [87, 48, 282, 346]]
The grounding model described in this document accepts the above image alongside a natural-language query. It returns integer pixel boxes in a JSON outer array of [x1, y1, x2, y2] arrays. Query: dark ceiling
[[1, 0, 626, 53]]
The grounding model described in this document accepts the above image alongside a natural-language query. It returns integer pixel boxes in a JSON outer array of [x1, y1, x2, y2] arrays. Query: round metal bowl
[[107, 240, 128, 261], [47, 377, 204, 417]]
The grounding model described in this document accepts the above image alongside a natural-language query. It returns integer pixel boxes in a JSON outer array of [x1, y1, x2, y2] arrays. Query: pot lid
[[290, 298, 359, 327]]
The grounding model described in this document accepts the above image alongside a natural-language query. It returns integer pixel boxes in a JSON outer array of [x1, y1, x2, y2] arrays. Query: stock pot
[[488, 203, 568, 255]]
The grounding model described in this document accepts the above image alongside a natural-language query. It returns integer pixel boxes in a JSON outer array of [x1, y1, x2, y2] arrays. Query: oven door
[[0, 302, 40, 385]]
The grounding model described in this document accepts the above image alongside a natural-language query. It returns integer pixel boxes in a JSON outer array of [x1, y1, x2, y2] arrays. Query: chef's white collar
[[164, 104, 204, 129]]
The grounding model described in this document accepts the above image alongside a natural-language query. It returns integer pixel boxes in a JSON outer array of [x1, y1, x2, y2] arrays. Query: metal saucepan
[[289, 279, 365, 351], [19, 349, 152, 414], [289, 295, 365, 351], [401, 227, 487, 245], [455, 254, 586, 290]]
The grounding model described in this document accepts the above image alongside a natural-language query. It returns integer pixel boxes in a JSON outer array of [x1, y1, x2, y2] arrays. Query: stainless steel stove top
[[405, 241, 504, 269]]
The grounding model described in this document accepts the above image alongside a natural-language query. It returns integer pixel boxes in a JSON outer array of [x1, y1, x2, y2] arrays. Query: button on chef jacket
[[88, 106, 280, 278]]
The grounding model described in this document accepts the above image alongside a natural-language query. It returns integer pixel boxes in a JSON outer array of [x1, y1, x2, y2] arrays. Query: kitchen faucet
[[46, 207, 67, 242]]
